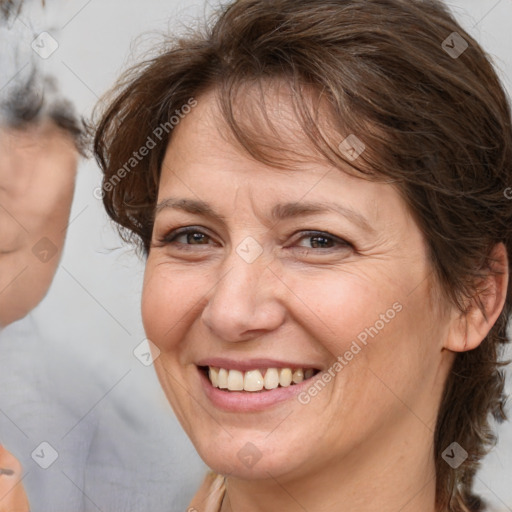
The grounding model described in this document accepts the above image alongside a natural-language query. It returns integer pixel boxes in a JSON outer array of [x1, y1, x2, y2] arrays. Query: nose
[[201, 246, 287, 342]]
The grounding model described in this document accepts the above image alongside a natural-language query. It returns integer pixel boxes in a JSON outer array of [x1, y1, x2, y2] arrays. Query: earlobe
[[444, 242, 509, 353]]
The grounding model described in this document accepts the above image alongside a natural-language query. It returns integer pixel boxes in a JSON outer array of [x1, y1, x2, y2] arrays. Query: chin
[[191, 427, 308, 480]]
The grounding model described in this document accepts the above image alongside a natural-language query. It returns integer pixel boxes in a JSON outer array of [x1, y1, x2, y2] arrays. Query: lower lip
[[198, 367, 318, 412]]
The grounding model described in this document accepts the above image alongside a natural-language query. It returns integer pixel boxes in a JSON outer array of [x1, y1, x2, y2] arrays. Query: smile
[[199, 366, 320, 392]]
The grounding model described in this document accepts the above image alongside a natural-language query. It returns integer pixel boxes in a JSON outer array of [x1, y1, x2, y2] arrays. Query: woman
[[93, 0, 512, 511]]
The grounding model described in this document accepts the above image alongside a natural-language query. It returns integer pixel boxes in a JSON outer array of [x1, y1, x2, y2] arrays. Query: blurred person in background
[[0, 0, 82, 327], [0, 2, 204, 511], [0, 0, 83, 509]]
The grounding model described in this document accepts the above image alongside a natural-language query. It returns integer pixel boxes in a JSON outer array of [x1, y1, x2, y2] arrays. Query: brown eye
[[294, 231, 351, 250], [161, 227, 216, 246], [181, 232, 210, 244]]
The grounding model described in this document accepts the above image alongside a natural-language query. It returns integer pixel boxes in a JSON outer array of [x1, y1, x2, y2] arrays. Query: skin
[[0, 122, 78, 510], [143, 86, 508, 512], [0, 122, 78, 327], [0, 446, 29, 512]]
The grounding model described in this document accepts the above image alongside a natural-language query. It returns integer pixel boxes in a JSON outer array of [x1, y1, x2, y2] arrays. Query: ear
[[443, 242, 509, 352]]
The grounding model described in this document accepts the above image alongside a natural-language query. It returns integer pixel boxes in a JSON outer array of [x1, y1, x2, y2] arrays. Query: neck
[[220, 418, 439, 512]]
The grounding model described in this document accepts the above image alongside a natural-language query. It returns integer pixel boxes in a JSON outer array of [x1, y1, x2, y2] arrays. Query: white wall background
[[4, 0, 512, 510]]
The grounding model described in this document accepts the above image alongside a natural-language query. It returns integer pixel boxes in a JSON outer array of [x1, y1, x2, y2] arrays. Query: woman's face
[[142, 87, 453, 482]]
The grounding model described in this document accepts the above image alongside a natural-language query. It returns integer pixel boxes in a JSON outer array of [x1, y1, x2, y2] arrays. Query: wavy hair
[[93, 1, 512, 509]]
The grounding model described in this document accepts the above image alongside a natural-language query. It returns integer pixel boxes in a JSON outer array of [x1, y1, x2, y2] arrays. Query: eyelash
[[157, 226, 352, 252]]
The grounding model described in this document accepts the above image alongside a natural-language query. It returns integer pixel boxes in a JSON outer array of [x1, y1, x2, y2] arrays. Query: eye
[[291, 231, 352, 251], [159, 226, 217, 247], [155, 227, 352, 254]]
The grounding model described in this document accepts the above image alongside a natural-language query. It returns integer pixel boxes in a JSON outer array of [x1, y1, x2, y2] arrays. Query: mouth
[[198, 365, 321, 393]]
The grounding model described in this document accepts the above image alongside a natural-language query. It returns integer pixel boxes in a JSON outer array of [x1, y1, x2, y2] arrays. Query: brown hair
[[93, 1, 512, 510]]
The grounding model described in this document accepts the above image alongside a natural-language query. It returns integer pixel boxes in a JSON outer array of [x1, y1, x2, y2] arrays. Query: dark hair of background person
[[0, 0, 85, 152], [93, 1, 512, 510]]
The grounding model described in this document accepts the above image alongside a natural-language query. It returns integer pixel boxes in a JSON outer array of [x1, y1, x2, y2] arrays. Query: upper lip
[[196, 357, 322, 372]]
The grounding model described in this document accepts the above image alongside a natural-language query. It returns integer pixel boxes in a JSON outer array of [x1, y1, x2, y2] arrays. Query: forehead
[[165, 81, 343, 168], [158, 88, 412, 238], [161, 87, 349, 194]]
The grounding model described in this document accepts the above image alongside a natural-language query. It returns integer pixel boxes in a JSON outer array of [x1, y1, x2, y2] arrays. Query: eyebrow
[[155, 197, 374, 233]]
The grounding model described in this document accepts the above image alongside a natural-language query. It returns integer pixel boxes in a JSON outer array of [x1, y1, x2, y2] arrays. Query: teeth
[[209, 367, 219, 387], [292, 369, 304, 384], [264, 368, 279, 390], [206, 366, 317, 391], [218, 368, 228, 389], [244, 370, 264, 391], [279, 368, 293, 387], [227, 369, 244, 391]]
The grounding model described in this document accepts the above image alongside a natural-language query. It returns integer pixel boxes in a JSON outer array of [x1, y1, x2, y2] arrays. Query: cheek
[[142, 265, 178, 351], [286, 265, 437, 398], [141, 259, 206, 352], [284, 267, 401, 354]]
